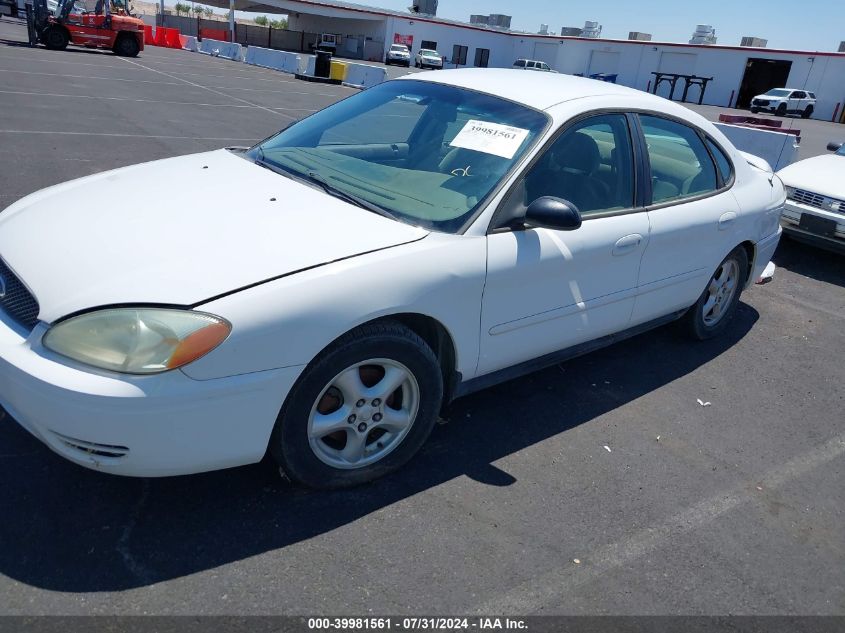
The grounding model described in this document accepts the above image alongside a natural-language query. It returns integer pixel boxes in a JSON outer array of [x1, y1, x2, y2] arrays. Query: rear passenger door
[[631, 114, 741, 326]]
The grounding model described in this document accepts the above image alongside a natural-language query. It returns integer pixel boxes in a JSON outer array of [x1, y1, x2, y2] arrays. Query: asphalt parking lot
[[0, 19, 843, 616]]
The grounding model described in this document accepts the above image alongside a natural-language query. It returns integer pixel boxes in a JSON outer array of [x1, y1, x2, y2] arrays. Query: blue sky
[[368, 0, 845, 52]]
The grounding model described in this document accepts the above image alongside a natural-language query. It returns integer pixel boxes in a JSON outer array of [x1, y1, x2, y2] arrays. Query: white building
[[206, 0, 845, 122]]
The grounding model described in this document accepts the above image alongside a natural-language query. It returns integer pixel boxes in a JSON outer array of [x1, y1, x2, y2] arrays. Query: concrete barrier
[[198, 38, 243, 62], [715, 123, 799, 171], [342, 63, 388, 89], [179, 35, 198, 52], [244, 46, 301, 74]]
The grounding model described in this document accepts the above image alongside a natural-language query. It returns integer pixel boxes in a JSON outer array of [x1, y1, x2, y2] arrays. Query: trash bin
[[329, 61, 348, 82], [315, 50, 332, 78]]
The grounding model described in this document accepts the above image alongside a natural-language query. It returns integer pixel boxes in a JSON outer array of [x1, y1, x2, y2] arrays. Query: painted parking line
[[0, 129, 260, 141], [473, 432, 845, 614], [0, 89, 256, 108], [0, 68, 183, 85], [116, 56, 289, 118]]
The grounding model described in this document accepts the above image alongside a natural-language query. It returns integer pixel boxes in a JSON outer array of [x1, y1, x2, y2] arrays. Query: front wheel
[[776, 103, 787, 116], [750, 107, 759, 114], [682, 246, 749, 340], [270, 321, 443, 489], [43, 26, 69, 50], [113, 33, 139, 57]]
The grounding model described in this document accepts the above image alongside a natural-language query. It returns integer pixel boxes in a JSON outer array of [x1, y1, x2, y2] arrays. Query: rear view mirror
[[827, 141, 843, 152], [524, 197, 582, 231]]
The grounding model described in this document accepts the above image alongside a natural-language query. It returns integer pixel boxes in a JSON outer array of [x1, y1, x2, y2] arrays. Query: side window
[[521, 113, 635, 217], [514, 59, 526, 67], [639, 115, 718, 204], [705, 138, 733, 185], [540, 63, 550, 71], [809, 92, 816, 99], [793, 91, 806, 99]]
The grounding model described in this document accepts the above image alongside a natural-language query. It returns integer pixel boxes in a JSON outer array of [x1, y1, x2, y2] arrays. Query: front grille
[[791, 189, 826, 209], [0, 257, 40, 330]]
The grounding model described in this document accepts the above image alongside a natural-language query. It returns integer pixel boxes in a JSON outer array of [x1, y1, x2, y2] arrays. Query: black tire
[[801, 105, 813, 119], [682, 246, 749, 341], [270, 321, 443, 489], [43, 26, 69, 50], [776, 103, 787, 116], [750, 107, 759, 114], [113, 33, 139, 57]]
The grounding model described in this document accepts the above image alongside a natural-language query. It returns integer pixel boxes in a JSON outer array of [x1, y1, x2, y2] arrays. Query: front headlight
[[785, 186, 796, 200], [43, 308, 231, 374]]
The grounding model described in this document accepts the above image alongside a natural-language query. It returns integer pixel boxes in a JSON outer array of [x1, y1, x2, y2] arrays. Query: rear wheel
[[270, 321, 443, 489], [113, 33, 139, 57], [801, 105, 813, 119], [43, 26, 69, 50], [682, 246, 749, 340]]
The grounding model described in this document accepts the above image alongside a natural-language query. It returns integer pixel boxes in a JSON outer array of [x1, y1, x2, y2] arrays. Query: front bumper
[[781, 199, 845, 253], [0, 313, 304, 477]]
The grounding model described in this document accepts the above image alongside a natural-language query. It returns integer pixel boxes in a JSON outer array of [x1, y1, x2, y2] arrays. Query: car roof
[[401, 68, 670, 111]]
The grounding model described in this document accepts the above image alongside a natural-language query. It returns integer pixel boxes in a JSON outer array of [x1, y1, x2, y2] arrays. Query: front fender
[[182, 233, 488, 381]]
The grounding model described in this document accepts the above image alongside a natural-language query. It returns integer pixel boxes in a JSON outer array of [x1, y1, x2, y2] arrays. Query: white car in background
[[513, 58, 554, 72], [777, 140, 845, 253], [385, 43, 411, 67], [750, 88, 816, 118], [415, 48, 443, 69], [0, 71, 782, 489]]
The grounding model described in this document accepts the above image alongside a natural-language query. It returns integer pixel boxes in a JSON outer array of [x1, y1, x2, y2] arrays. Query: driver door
[[478, 112, 649, 375]]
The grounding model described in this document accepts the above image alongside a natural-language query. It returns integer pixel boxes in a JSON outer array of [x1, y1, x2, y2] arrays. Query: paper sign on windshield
[[449, 120, 529, 159]]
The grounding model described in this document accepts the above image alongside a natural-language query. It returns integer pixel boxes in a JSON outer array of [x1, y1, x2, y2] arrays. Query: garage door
[[588, 50, 620, 75], [658, 52, 697, 75], [532, 42, 559, 65]]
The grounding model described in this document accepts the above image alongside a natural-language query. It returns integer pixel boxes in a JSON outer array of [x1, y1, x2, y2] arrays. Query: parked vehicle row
[[0, 70, 784, 489]]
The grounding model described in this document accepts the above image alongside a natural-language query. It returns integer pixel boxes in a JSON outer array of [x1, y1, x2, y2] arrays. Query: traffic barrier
[[154, 26, 169, 47], [179, 35, 198, 52], [342, 63, 388, 89], [198, 38, 244, 62], [714, 123, 799, 171], [143, 24, 154, 46], [329, 61, 348, 82], [165, 28, 182, 49], [243, 46, 301, 74]]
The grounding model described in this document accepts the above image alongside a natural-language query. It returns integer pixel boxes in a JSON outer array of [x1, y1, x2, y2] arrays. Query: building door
[[736, 58, 792, 108]]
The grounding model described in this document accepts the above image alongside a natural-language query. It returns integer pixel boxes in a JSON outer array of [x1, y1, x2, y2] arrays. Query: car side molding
[[452, 309, 688, 400]]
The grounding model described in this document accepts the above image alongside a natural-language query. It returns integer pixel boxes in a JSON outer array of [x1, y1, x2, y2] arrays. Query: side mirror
[[524, 196, 582, 231], [827, 141, 843, 152]]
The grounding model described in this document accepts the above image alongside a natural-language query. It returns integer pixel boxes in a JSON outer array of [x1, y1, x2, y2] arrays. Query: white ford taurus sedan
[[0, 70, 783, 488]]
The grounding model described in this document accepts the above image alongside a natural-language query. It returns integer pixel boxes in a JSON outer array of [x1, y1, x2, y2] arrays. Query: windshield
[[390, 45, 408, 52], [251, 80, 548, 233], [837, 145, 845, 157], [764, 89, 791, 97], [420, 49, 438, 56]]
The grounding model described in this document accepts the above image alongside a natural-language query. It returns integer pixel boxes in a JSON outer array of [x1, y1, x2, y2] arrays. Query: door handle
[[718, 212, 737, 230], [612, 233, 643, 256]]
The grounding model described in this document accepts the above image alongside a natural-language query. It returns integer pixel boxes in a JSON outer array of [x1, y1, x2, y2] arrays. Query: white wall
[[287, 14, 386, 41]]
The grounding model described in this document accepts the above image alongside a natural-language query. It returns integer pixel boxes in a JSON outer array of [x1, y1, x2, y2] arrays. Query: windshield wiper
[[304, 170, 399, 222]]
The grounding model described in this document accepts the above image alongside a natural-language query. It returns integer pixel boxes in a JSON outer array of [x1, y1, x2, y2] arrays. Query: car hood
[[777, 154, 845, 200], [0, 149, 427, 323]]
